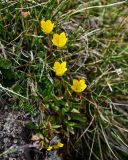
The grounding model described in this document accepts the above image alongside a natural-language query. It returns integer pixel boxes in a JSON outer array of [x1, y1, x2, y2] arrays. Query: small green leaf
[[72, 114, 87, 123], [52, 125, 61, 129], [71, 108, 80, 113], [37, 133, 44, 140]]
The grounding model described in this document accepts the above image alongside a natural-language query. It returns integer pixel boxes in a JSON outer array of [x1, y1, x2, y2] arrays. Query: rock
[[0, 109, 26, 160]]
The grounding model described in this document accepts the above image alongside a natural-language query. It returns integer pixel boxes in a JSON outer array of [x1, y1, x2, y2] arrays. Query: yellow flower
[[71, 79, 87, 93], [57, 142, 64, 148], [52, 32, 67, 48], [53, 61, 67, 76], [41, 20, 54, 34], [53, 142, 64, 149], [47, 146, 53, 151]]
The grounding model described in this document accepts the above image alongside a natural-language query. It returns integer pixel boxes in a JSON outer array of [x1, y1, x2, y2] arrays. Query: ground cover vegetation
[[0, 0, 128, 159]]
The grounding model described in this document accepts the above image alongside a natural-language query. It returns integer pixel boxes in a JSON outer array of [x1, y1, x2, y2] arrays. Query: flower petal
[[53, 145, 59, 149], [71, 85, 77, 92], [41, 20, 54, 34], [59, 32, 67, 47], [53, 61, 60, 70], [57, 142, 64, 147], [61, 61, 66, 68], [60, 32, 66, 37], [79, 79, 85, 85], [52, 34, 59, 46], [71, 79, 87, 93], [41, 20, 45, 27], [47, 146, 53, 151], [53, 61, 67, 76], [73, 79, 79, 86], [46, 20, 54, 33]]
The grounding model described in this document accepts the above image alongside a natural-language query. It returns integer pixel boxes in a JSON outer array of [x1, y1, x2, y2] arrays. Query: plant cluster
[[27, 19, 88, 153]]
